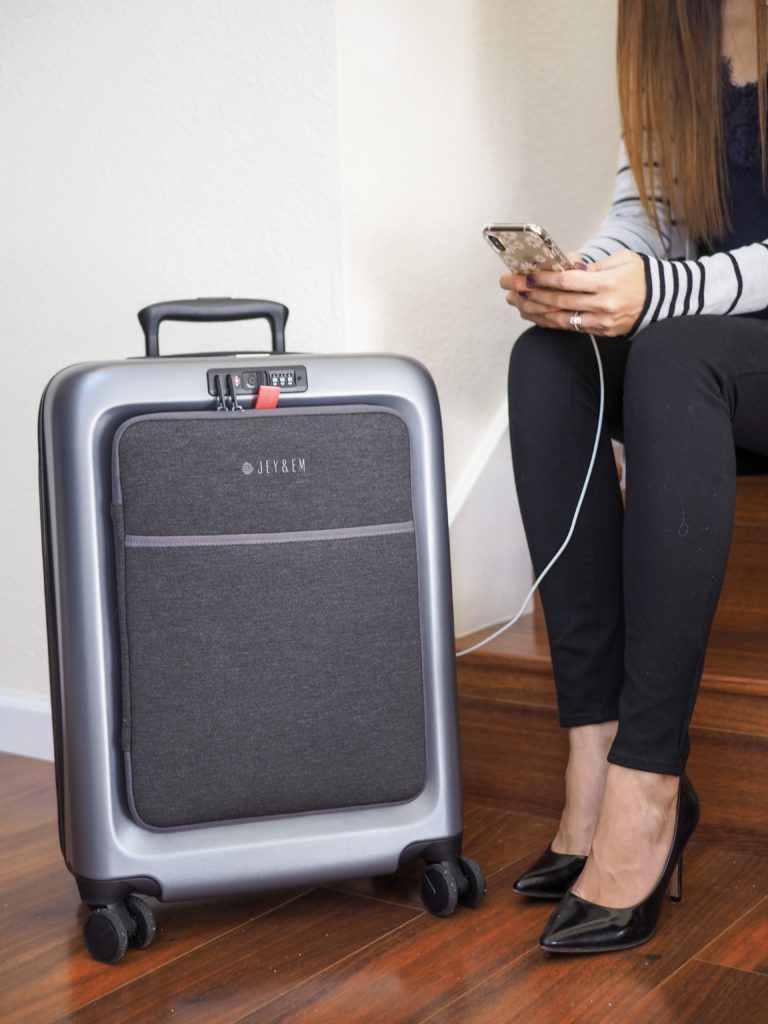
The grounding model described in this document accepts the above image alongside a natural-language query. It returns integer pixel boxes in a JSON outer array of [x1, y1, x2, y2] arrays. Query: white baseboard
[[0, 692, 54, 761]]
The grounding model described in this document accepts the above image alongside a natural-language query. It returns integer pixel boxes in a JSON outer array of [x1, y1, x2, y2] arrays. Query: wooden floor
[[3, 752, 768, 1023]]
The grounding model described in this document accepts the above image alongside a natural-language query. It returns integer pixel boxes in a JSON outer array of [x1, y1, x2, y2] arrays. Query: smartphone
[[482, 223, 573, 274]]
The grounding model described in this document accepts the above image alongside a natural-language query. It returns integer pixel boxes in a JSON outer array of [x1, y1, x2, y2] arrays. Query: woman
[[503, 0, 768, 953]]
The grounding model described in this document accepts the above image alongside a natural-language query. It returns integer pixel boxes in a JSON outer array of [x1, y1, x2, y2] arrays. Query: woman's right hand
[[500, 252, 587, 329], [500, 250, 647, 337]]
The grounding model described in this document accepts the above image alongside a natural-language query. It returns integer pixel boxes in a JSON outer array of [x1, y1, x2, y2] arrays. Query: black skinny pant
[[508, 315, 768, 775]]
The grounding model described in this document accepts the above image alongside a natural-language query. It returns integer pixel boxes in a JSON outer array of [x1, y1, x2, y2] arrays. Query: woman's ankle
[[571, 766, 682, 907], [602, 763, 680, 816], [569, 720, 619, 755], [551, 721, 619, 855]]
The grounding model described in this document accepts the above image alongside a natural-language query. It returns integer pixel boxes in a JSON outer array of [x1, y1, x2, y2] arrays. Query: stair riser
[[459, 691, 768, 853], [714, 526, 768, 632]]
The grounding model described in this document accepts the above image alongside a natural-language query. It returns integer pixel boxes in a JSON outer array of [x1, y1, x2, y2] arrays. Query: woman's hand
[[500, 250, 647, 337]]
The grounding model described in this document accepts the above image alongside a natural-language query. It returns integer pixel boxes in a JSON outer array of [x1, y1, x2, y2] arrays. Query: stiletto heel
[[670, 855, 683, 903], [539, 775, 699, 954]]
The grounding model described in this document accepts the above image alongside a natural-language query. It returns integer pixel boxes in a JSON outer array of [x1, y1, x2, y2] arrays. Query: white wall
[[1, 0, 619, 756], [336, 0, 619, 633], [1, 0, 344, 756]]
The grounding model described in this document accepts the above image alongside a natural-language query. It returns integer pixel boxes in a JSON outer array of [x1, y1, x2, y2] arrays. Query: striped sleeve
[[579, 139, 682, 264], [632, 243, 768, 334]]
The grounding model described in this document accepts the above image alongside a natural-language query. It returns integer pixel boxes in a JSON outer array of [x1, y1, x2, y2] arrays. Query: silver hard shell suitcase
[[39, 299, 485, 963]]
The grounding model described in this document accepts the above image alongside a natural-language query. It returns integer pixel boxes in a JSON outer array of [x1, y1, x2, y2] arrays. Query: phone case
[[483, 224, 571, 274]]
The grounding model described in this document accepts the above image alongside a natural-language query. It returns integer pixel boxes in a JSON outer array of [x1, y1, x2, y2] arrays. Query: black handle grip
[[138, 298, 288, 357]]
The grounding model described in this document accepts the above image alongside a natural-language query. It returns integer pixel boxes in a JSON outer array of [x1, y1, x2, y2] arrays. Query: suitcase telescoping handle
[[138, 298, 288, 358]]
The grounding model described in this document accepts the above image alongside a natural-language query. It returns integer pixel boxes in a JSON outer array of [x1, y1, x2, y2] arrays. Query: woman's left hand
[[501, 249, 647, 337]]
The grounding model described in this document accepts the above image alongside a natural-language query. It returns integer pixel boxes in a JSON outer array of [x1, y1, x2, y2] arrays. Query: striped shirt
[[578, 139, 768, 336]]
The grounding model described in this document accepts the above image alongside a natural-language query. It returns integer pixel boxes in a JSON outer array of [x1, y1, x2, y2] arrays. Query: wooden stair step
[[705, 476, 768, 632], [731, 476, 768, 527], [715, 526, 768, 632]]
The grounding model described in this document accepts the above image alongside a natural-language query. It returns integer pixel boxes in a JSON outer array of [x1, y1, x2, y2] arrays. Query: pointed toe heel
[[512, 848, 587, 900], [539, 775, 699, 954]]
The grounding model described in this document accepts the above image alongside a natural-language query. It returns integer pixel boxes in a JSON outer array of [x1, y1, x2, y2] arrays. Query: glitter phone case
[[483, 223, 573, 274]]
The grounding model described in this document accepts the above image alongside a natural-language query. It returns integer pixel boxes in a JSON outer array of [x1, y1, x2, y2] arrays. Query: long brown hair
[[618, 0, 767, 246]]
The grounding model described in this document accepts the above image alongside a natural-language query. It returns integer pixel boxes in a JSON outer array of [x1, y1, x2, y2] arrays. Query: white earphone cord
[[456, 333, 605, 658]]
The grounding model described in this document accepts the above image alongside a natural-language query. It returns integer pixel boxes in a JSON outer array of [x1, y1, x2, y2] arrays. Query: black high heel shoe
[[513, 848, 587, 900], [539, 774, 699, 954]]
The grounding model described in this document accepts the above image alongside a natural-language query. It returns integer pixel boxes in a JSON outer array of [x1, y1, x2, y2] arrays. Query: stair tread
[[458, 609, 768, 689]]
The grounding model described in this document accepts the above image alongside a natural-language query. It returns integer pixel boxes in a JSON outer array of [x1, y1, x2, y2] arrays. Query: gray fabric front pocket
[[112, 407, 427, 829]]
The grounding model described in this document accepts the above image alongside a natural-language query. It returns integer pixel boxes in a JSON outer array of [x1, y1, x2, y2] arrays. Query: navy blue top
[[708, 62, 768, 316], [716, 64, 768, 247]]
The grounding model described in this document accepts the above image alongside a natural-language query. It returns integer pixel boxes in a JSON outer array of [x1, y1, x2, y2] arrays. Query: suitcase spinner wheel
[[420, 856, 487, 916], [83, 897, 156, 964], [39, 298, 487, 963]]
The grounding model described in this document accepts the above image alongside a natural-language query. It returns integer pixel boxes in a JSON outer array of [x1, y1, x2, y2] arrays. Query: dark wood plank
[[54, 889, 420, 1024], [621, 959, 768, 1024], [733, 476, 768, 527], [689, 674, 768, 736], [427, 845, 768, 1024], [457, 661, 556, 709], [685, 727, 768, 852], [460, 803, 553, 879], [696, 895, 768, 975], [0, 753, 58, 840], [702, 632, 768, 688], [459, 696, 567, 818], [245, 860, 547, 1024], [714, 526, 768, 632], [0, 751, 54, 802]]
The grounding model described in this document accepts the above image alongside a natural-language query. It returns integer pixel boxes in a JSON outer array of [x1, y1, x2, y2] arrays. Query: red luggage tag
[[255, 385, 280, 410]]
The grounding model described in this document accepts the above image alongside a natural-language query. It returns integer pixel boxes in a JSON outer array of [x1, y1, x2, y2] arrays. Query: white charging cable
[[456, 332, 605, 658]]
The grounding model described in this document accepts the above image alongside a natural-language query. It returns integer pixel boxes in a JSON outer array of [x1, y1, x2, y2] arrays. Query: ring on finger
[[569, 311, 583, 332]]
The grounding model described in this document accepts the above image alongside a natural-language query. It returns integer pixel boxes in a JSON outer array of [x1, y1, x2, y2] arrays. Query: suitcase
[[38, 298, 485, 963]]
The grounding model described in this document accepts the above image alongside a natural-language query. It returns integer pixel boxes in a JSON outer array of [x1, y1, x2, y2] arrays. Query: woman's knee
[[624, 317, 730, 425], [508, 326, 597, 402], [625, 318, 720, 394]]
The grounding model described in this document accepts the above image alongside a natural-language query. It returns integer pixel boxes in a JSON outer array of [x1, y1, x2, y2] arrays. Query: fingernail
[[526, 274, 537, 287], [519, 291, 529, 298], [574, 261, 587, 270]]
